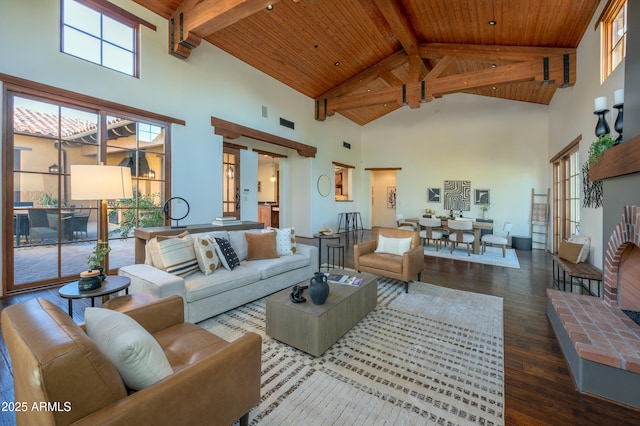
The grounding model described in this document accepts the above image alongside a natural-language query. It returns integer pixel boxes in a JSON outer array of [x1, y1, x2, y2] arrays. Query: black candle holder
[[594, 109, 610, 137], [613, 103, 624, 143]]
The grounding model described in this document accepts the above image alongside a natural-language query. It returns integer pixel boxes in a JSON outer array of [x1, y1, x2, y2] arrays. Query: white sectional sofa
[[119, 229, 318, 323]]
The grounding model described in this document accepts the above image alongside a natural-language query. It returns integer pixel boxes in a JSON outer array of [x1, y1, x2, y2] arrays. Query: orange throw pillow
[[558, 240, 583, 264], [245, 231, 280, 260]]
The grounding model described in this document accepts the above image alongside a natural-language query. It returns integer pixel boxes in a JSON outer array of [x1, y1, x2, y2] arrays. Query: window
[[61, 0, 138, 76], [600, 0, 627, 81], [551, 138, 581, 253], [5, 91, 168, 293]]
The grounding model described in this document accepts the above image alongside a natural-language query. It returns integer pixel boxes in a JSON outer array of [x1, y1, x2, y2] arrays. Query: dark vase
[[309, 272, 330, 305]]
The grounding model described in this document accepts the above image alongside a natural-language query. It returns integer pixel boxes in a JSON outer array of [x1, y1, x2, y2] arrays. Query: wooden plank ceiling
[[134, 0, 600, 125]]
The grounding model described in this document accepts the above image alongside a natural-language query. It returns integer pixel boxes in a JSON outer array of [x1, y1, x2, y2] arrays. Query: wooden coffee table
[[265, 269, 377, 356]]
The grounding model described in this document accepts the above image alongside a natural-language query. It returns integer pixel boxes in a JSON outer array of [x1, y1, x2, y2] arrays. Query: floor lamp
[[70, 165, 133, 274]]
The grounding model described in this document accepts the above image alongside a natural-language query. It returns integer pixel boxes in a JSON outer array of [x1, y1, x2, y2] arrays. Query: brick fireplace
[[547, 205, 640, 409], [603, 205, 640, 311]]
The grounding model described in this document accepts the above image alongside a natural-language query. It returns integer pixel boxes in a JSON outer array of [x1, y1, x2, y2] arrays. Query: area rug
[[200, 278, 504, 425], [424, 244, 520, 269]]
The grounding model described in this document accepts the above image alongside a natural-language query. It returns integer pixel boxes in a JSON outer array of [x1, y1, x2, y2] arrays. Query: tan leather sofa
[[1, 295, 261, 426], [354, 227, 424, 292]]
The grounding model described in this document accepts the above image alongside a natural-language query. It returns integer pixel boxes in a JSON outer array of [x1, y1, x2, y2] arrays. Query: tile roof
[[13, 107, 98, 139]]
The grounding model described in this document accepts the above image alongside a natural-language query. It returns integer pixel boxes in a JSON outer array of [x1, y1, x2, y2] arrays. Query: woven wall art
[[582, 162, 603, 208], [444, 180, 470, 211]]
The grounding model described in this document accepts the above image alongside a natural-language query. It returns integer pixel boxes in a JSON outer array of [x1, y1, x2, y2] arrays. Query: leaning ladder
[[530, 188, 550, 251]]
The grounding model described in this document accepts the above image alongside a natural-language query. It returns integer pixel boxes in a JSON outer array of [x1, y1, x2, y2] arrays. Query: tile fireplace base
[[547, 289, 640, 409]]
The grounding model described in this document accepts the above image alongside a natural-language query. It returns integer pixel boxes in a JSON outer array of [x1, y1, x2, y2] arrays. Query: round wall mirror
[[317, 174, 331, 197]]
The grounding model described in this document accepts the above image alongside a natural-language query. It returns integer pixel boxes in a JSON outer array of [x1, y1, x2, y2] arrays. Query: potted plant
[[79, 241, 110, 291], [36, 191, 58, 208], [588, 134, 617, 165], [479, 202, 491, 219]]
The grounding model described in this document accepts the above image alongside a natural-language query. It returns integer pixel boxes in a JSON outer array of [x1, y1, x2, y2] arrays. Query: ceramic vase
[[309, 272, 329, 305]]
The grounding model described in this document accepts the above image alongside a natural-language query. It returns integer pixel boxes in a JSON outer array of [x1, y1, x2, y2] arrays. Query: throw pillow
[[146, 231, 190, 269], [156, 233, 199, 277], [558, 240, 583, 264], [568, 235, 591, 263], [84, 308, 173, 390], [213, 237, 240, 270], [271, 227, 298, 255], [245, 231, 280, 260], [375, 235, 412, 256], [194, 235, 220, 275]]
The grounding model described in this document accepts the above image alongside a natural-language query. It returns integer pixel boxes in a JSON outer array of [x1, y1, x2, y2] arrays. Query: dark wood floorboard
[[1, 229, 638, 425]]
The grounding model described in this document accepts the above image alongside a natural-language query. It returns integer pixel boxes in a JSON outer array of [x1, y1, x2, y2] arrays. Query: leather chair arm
[[72, 332, 262, 426], [403, 245, 425, 280], [354, 240, 376, 270]]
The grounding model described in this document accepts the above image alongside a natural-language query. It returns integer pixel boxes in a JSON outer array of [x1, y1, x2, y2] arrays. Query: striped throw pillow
[[157, 234, 199, 277]]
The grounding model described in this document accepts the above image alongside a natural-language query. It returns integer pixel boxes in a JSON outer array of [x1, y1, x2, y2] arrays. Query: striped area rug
[[201, 278, 504, 425]]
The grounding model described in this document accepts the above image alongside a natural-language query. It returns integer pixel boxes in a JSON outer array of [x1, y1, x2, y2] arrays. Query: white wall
[[548, 0, 625, 268], [361, 93, 550, 239]]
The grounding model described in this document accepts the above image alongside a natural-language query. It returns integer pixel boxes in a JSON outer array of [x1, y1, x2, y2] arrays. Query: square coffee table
[[265, 269, 377, 357]]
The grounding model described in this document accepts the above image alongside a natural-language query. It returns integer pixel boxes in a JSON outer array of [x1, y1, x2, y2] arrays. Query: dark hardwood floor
[[1, 230, 639, 425]]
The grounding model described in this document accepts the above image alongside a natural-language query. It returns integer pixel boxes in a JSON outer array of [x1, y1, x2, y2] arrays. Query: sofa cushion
[[358, 252, 403, 274], [183, 266, 262, 302], [194, 235, 220, 275], [228, 230, 263, 261], [244, 253, 310, 279], [146, 230, 190, 269], [245, 231, 280, 260], [375, 234, 412, 256], [213, 237, 240, 270], [85, 308, 174, 390]]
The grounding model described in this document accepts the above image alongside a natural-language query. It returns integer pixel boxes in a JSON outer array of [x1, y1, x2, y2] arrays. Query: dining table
[[407, 217, 493, 255]]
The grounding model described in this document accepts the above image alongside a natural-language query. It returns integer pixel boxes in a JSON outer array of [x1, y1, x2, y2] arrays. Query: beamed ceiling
[[133, 0, 600, 126]]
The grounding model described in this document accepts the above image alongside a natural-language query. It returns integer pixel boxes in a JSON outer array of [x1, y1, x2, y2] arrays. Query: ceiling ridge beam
[[170, 0, 279, 59], [316, 54, 574, 119]]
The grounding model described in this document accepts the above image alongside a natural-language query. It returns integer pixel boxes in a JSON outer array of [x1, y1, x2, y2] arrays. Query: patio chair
[[28, 209, 57, 243]]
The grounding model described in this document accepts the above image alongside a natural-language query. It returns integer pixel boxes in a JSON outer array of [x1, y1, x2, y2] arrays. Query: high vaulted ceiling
[[133, 0, 600, 125]]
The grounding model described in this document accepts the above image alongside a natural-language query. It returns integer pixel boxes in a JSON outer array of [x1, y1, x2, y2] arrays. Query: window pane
[[103, 42, 134, 74], [63, 0, 100, 37], [63, 26, 101, 64], [103, 15, 134, 50]]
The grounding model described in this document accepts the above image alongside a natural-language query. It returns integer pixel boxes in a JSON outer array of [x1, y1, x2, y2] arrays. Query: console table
[[133, 221, 264, 263]]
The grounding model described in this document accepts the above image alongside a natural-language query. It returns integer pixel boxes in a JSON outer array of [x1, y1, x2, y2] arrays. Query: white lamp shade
[[70, 165, 133, 200]]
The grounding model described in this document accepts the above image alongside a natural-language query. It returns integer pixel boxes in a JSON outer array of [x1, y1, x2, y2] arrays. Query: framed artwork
[[387, 186, 396, 208], [475, 189, 490, 204], [427, 188, 441, 202], [444, 180, 471, 211]]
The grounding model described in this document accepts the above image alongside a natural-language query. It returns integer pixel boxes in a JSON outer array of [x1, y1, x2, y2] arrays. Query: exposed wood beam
[[419, 43, 575, 62], [211, 117, 316, 158], [170, 0, 279, 58], [319, 54, 573, 117], [374, 0, 419, 56]]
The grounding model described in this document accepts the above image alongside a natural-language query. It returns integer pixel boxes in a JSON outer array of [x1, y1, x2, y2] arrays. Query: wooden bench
[[552, 255, 603, 297]]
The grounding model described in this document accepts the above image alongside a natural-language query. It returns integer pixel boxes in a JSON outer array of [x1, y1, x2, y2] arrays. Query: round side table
[[58, 275, 131, 317]]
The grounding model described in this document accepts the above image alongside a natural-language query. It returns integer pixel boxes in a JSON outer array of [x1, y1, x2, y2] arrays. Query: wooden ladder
[[530, 188, 550, 251]]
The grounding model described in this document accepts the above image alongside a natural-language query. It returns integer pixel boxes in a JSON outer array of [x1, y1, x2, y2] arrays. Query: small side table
[[58, 276, 131, 316], [313, 233, 340, 272]]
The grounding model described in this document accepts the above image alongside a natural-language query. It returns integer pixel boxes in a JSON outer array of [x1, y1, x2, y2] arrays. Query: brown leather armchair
[[1, 295, 261, 426], [354, 227, 423, 292]]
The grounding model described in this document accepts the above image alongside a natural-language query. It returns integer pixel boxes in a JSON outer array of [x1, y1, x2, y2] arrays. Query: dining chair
[[418, 217, 447, 251], [395, 213, 417, 230], [481, 222, 512, 257], [447, 219, 475, 256]]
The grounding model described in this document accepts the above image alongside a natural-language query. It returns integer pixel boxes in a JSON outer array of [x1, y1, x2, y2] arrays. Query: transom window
[[600, 0, 627, 81], [61, 0, 138, 76]]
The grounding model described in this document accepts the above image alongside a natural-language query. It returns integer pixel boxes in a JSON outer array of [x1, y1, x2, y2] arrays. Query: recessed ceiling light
[[334, 61, 340, 66], [266, 4, 274, 11], [492, 86, 497, 90], [491, 64, 497, 68], [488, 20, 497, 25]]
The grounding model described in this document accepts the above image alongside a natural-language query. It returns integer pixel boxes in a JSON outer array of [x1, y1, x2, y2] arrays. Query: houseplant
[[79, 241, 110, 291], [479, 202, 491, 219], [588, 134, 617, 165]]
